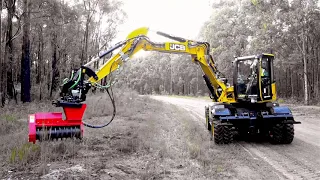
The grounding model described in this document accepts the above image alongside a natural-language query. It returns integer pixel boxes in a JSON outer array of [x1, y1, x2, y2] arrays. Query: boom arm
[[58, 27, 235, 104], [85, 27, 235, 103]]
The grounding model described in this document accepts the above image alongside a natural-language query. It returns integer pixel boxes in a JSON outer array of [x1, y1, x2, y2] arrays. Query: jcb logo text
[[169, 44, 186, 51]]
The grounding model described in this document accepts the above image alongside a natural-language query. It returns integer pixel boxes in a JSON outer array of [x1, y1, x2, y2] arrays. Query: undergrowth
[[0, 86, 154, 177]]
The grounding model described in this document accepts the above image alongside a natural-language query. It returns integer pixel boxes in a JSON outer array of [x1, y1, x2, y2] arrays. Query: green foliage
[[3, 0, 316, 104], [10, 143, 40, 164], [110, 0, 320, 103], [1, 114, 16, 121], [115, 52, 209, 96], [199, 0, 320, 103], [262, 22, 268, 31], [0, 114, 24, 136], [251, 0, 259, 6], [0, 0, 126, 104], [277, 98, 285, 103]]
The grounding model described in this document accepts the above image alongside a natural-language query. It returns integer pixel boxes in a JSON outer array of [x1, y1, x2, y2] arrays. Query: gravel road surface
[[151, 96, 320, 180]]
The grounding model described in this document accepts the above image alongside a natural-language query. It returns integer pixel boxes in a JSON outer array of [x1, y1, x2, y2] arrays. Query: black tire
[[269, 124, 294, 144], [213, 122, 233, 144], [269, 124, 283, 144], [223, 126, 233, 144], [282, 124, 294, 144], [205, 107, 211, 131]]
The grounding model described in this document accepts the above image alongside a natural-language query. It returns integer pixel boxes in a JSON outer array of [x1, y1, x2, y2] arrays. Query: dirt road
[[151, 96, 320, 180]]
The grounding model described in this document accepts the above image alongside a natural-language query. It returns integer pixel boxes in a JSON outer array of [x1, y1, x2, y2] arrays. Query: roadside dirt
[[2, 95, 320, 179], [151, 96, 320, 180]]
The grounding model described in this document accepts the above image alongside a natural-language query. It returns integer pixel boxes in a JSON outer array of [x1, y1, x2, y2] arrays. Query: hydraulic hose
[[82, 53, 119, 128], [81, 35, 146, 128], [82, 88, 116, 128]]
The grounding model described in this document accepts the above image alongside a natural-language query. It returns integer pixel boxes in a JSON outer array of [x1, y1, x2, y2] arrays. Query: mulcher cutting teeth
[[36, 126, 82, 141]]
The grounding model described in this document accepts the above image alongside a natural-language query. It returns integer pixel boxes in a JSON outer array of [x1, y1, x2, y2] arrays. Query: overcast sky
[[112, 0, 214, 43]]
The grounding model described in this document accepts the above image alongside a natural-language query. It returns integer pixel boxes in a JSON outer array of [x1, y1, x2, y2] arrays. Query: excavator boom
[[87, 27, 235, 103]]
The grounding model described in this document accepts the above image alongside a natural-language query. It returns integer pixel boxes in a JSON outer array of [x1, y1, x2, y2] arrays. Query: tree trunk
[[50, 31, 59, 97], [81, 17, 90, 65], [296, 73, 300, 99], [182, 82, 185, 95], [290, 67, 294, 98], [302, 31, 308, 105], [5, 0, 16, 103], [47, 52, 50, 93], [312, 51, 315, 100], [36, 26, 43, 84], [0, 0, 4, 106], [316, 47, 319, 99], [21, 0, 31, 102]]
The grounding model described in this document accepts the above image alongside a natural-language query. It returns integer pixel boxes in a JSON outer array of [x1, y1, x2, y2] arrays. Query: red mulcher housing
[[28, 66, 99, 143], [27, 33, 122, 143], [28, 103, 87, 143]]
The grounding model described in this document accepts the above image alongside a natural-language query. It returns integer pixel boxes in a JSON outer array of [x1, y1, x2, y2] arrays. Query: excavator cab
[[233, 54, 275, 103]]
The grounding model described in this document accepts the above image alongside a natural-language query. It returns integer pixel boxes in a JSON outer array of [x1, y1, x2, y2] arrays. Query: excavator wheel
[[282, 124, 294, 144], [269, 124, 283, 144], [205, 107, 211, 131], [269, 123, 294, 144], [212, 121, 233, 144]]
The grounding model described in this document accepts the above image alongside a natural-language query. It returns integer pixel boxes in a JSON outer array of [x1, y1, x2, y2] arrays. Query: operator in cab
[[261, 60, 269, 77]]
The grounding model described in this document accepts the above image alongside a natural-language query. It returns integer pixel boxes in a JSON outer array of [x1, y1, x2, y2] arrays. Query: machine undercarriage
[[205, 102, 301, 144]]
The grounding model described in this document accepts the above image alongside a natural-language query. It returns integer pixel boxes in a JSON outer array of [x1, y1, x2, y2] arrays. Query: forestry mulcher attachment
[[28, 27, 300, 144]]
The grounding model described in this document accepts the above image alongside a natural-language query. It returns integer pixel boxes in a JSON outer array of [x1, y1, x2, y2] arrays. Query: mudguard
[[212, 108, 231, 116], [262, 106, 295, 121], [271, 106, 292, 115]]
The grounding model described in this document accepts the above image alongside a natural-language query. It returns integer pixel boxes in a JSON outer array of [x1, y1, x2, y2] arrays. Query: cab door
[[259, 55, 274, 101]]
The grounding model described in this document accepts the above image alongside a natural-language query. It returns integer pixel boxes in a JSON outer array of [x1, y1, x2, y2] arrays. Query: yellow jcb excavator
[[28, 27, 300, 144]]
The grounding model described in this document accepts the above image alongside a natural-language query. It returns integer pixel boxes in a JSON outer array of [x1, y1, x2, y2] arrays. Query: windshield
[[236, 59, 259, 98], [237, 59, 258, 83]]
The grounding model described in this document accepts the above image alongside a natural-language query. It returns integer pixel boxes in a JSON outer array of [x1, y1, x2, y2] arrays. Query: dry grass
[[0, 120, 81, 177], [2, 87, 223, 179], [174, 106, 237, 177], [84, 86, 150, 119], [181, 117, 210, 161], [0, 98, 76, 174], [0, 86, 156, 178]]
